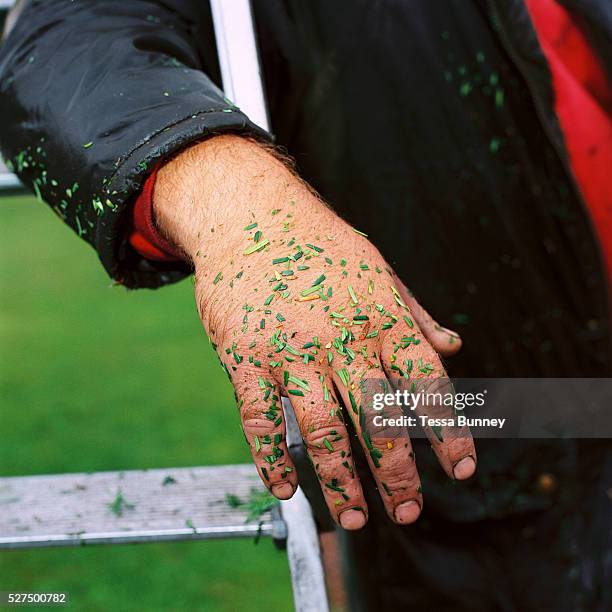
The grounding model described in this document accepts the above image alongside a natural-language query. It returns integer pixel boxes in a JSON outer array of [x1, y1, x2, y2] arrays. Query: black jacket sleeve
[[0, 0, 270, 288]]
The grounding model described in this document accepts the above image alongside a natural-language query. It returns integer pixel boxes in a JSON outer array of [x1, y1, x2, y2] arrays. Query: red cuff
[[129, 166, 184, 262]]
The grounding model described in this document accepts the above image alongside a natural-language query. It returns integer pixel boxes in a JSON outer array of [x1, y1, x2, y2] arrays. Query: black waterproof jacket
[[1, 0, 611, 528]]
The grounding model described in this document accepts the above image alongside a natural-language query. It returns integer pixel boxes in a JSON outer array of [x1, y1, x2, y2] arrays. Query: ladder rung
[[0, 464, 285, 549]]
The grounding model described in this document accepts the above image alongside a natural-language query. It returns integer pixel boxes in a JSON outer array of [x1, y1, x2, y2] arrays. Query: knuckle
[[315, 454, 359, 493], [241, 392, 280, 421], [238, 362, 271, 382], [380, 465, 420, 489], [303, 424, 348, 453], [380, 326, 424, 357], [377, 457, 420, 491], [409, 345, 444, 378], [242, 416, 279, 437], [194, 288, 207, 323]]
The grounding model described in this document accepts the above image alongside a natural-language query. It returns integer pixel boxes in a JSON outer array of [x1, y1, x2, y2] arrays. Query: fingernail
[[453, 456, 476, 480], [339, 508, 366, 530], [271, 482, 294, 499], [441, 326, 460, 337], [394, 500, 421, 524]]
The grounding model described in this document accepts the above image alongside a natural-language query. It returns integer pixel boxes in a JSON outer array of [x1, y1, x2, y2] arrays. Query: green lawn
[[0, 195, 292, 610]]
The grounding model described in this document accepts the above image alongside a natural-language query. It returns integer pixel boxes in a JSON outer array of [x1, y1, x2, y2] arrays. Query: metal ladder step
[[0, 464, 329, 611], [0, 464, 284, 548]]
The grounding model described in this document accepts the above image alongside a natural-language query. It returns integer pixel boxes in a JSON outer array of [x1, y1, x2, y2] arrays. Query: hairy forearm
[[153, 135, 330, 264]]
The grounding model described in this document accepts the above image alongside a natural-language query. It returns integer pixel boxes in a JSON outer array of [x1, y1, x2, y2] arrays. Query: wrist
[[152, 135, 321, 265]]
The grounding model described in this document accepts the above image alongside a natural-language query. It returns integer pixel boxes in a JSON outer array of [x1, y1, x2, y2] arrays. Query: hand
[[153, 135, 476, 529]]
